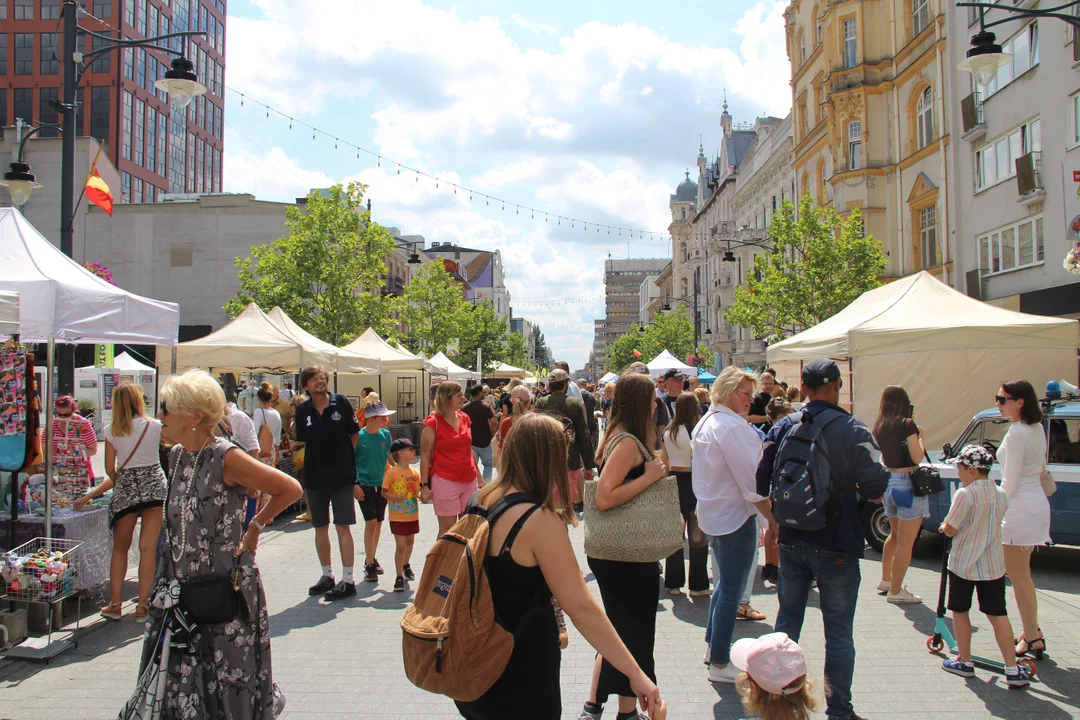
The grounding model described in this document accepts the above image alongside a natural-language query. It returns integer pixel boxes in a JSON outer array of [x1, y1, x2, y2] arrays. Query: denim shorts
[[883, 472, 930, 521]]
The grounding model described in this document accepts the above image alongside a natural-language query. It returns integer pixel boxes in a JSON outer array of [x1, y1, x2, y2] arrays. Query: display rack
[[2, 536, 84, 662], [397, 376, 418, 423]]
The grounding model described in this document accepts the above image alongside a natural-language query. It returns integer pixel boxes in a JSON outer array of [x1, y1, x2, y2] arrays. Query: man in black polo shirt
[[293, 365, 362, 601]]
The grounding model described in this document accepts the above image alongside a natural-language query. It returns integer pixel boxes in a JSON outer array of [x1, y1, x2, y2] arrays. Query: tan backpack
[[401, 492, 545, 702]]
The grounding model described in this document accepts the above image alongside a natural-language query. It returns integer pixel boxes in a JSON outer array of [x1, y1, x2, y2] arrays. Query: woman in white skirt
[[995, 379, 1050, 659]]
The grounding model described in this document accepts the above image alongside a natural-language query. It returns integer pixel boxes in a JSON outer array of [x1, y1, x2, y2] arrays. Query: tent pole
[[171, 345, 177, 375], [45, 338, 55, 539], [333, 372, 338, 394]]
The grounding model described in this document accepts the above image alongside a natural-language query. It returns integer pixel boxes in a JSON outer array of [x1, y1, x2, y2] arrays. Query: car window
[[954, 418, 1009, 460], [1048, 418, 1080, 464]]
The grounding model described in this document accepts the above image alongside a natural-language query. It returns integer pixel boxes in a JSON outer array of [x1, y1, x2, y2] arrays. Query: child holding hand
[[382, 437, 421, 592]]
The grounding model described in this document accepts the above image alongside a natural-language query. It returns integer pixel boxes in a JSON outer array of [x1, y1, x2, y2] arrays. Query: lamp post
[[649, 293, 714, 365], [956, 1, 1080, 86]]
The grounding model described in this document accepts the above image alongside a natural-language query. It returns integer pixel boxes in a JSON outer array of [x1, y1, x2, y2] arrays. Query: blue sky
[[222, 0, 791, 369]]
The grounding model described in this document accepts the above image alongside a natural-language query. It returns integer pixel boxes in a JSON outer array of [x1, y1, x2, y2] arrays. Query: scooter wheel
[[1019, 658, 1037, 677], [927, 637, 944, 653]]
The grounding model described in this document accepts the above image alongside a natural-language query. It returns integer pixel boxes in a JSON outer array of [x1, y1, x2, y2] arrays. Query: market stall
[[766, 271, 1080, 451], [265, 307, 379, 374], [428, 351, 481, 384], [339, 329, 433, 425], [598, 371, 619, 385], [489, 362, 530, 380], [646, 350, 699, 379], [74, 352, 158, 435]]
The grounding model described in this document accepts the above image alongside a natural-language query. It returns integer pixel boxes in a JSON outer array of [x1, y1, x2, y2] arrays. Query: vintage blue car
[[861, 395, 1080, 552]]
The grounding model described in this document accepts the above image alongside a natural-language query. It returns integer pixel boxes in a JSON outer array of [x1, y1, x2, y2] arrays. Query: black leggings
[[664, 471, 709, 591]]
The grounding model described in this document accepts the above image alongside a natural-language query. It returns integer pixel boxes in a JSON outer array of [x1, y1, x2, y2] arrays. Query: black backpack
[[770, 409, 844, 531]]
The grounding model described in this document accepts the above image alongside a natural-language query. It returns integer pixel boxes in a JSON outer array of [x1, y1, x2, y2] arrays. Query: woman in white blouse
[[691, 367, 774, 685], [996, 379, 1050, 659], [660, 392, 708, 597]]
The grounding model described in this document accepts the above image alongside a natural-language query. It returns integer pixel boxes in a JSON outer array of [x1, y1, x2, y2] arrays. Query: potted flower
[[76, 399, 96, 423]]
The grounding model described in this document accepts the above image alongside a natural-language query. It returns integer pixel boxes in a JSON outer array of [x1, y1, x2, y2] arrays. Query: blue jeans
[[472, 444, 493, 481], [775, 541, 861, 719], [705, 515, 758, 664]]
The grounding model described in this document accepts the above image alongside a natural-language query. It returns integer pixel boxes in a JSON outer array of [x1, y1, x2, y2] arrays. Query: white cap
[[729, 632, 807, 696]]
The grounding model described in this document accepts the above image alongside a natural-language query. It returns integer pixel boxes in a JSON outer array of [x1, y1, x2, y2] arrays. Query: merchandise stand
[[2, 537, 84, 663]]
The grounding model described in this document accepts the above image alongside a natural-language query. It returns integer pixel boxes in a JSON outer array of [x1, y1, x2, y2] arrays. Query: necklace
[[167, 438, 214, 565]]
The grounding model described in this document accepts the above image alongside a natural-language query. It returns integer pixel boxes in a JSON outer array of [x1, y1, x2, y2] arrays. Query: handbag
[[179, 568, 246, 626], [1040, 465, 1057, 497], [901, 436, 944, 497], [583, 433, 683, 563]]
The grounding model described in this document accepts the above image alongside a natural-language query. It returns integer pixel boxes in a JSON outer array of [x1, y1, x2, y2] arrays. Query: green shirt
[[354, 427, 392, 487]]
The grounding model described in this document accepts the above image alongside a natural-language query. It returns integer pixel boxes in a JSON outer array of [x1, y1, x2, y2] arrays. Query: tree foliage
[[396, 260, 471, 355], [505, 332, 528, 366], [604, 309, 714, 373], [724, 195, 887, 342], [225, 183, 398, 345]]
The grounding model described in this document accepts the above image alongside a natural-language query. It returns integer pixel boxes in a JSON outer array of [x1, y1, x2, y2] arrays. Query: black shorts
[[947, 571, 1007, 617], [358, 486, 387, 522], [305, 484, 356, 528]]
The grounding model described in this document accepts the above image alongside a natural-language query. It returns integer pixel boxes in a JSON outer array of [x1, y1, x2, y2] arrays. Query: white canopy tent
[[77, 351, 155, 372], [343, 328, 427, 372], [767, 271, 1080, 450], [0, 292, 20, 336], [646, 350, 699, 379], [429, 352, 481, 383], [599, 371, 619, 385], [265, 307, 378, 373], [489, 362, 530, 379]]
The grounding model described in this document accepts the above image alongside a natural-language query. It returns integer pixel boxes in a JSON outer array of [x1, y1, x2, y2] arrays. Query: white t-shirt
[[279, 388, 294, 401], [104, 417, 163, 470], [227, 406, 261, 454], [663, 424, 693, 467], [252, 407, 282, 446]]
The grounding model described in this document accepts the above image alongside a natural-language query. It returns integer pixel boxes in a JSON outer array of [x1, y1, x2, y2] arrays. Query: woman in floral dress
[[122, 370, 302, 719]]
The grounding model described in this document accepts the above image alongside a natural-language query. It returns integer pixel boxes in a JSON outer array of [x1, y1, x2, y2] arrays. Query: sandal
[[737, 604, 767, 621], [100, 602, 123, 621], [1016, 636, 1047, 659], [135, 604, 149, 622]]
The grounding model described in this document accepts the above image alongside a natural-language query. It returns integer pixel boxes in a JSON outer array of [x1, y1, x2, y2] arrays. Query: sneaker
[[667, 587, 683, 596], [364, 564, 378, 583], [323, 580, 356, 601], [393, 576, 405, 592], [942, 657, 975, 678], [877, 580, 892, 594], [374, 559, 385, 575], [887, 587, 923, 604], [703, 646, 711, 665], [689, 587, 712, 597], [1006, 667, 1032, 688], [403, 564, 415, 581], [809, 578, 818, 589], [295, 511, 310, 522], [708, 664, 739, 684], [577, 704, 603, 720], [308, 576, 335, 595]]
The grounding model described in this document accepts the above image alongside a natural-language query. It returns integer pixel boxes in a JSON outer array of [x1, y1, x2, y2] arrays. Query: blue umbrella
[[697, 370, 717, 384]]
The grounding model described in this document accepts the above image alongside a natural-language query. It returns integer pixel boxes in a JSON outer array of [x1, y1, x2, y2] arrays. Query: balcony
[[1015, 151, 1046, 206], [960, 92, 986, 142], [382, 275, 406, 297]]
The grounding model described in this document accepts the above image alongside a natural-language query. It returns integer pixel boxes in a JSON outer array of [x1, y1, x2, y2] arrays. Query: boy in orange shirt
[[382, 438, 421, 592]]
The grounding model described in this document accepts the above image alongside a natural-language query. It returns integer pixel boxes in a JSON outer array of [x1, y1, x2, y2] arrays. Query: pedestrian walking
[[660, 392, 709, 597], [995, 379, 1050, 659], [692, 367, 774, 684], [536, 369, 596, 513], [74, 383, 165, 623], [279, 382, 294, 402], [659, 369, 686, 418], [455, 413, 661, 720], [120, 370, 301, 719], [873, 385, 930, 604], [464, 385, 500, 485], [747, 369, 779, 429], [420, 382, 483, 536], [238, 378, 259, 418], [356, 400, 395, 584], [939, 444, 1030, 687], [498, 386, 534, 452], [292, 365, 364, 601], [382, 438, 420, 592], [554, 361, 584, 402], [578, 379, 601, 458], [756, 358, 889, 720], [580, 371, 668, 720]]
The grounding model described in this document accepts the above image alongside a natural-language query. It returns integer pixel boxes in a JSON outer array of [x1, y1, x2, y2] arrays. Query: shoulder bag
[[117, 421, 152, 472], [901, 433, 944, 497], [1040, 464, 1057, 497], [583, 432, 683, 563]]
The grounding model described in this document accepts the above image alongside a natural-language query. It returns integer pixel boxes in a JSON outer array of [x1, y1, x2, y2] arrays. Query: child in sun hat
[[730, 632, 823, 720]]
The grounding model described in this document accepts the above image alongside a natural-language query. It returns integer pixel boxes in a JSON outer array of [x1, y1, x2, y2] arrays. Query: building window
[[843, 19, 857, 68], [134, 99, 145, 167], [817, 23, 822, 45], [0, 35, 7, 75], [820, 163, 828, 201], [974, 118, 1041, 192], [917, 87, 933, 149], [124, 0, 134, 27], [42, 0, 61, 19], [136, 49, 146, 89], [913, 0, 929, 36], [121, 172, 131, 203], [14, 34, 33, 75], [213, 148, 221, 191], [979, 217, 1043, 274], [95, 1, 112, 18], [122, 91, 133, 160], [150, 5, 159, 36], [799, 32, 806, 65], [170, 245, 194, 267], [134, 177, 143, 203], [14, 0, 33, 20], [848, 121, 862, 170], [919, 205, 938, 268], [158, 113, 167, 176], [136, 0, 146, 34], [147, 107, 156, 171], [13, 88, 31, 125], [90, 35, 111, 72], [124, 47, 134, 80], [40, 33, 59, 74], [90, 87, 110, 144], [1074, 92, 1080, 145], [982, 23, 1039, 98]]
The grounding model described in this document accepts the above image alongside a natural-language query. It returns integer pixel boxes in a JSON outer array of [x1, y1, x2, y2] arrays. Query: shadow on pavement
[[963, 670, 1077, 719], [269, 595, 348, 638]]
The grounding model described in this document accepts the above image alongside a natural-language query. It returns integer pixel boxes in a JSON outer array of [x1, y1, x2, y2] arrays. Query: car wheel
[[862, 503, 890, 554]]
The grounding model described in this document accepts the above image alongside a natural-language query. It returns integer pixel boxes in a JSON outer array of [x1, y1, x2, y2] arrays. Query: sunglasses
[[995, 395, 1015, 405], [559, 416, 574, 435], [56, 411, 73, 418], [159, 400, 169, 415]]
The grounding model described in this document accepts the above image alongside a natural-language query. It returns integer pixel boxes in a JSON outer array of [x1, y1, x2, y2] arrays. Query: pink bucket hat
[[729, 632, 808, 696]]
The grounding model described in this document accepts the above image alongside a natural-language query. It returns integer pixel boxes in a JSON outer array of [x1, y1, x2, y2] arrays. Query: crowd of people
[[53, 354, 1054, 719]]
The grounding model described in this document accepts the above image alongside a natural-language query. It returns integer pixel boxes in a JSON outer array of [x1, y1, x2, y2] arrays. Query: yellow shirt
[[382, 465, 421, 523]]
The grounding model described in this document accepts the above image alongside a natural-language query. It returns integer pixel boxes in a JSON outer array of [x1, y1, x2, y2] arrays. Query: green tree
[[398, 260, 472, 354], [460, 299, 511, 371], [505, 331, 528, 366], [604, 309, 713, 372], [724, 195, 887, 342], [225, 183, 398, 344]]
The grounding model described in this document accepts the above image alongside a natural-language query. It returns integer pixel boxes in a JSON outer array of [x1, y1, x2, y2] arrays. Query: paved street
[[2, 499, 1079, 719]]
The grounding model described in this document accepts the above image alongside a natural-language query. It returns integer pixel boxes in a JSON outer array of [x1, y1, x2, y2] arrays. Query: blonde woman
[[75, 383, 165, 622], [419, 381, 483, 536], [123, 370, 301, 718]]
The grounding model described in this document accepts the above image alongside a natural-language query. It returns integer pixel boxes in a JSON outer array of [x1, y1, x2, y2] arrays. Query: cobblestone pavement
[[2, 500, 1079, 719]]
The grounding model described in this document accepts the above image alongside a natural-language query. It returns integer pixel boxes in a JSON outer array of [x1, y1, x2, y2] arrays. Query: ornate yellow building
[[785, 0, 954, 283]]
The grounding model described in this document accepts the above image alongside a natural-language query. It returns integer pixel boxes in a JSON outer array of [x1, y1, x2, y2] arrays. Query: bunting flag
[[85, 166, 114, 216]]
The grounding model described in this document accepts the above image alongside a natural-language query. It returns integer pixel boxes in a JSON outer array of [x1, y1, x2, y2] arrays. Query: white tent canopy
[[646, 349, 699, 378], [599, 371, 619, 385], [265, 307, 378, 373], [176, 302, 335, 371], [767, 271, 1080, 450], [78, 351, 155, 372], [342, 328, 427, 372], [489, 362, 530, 379], [0, 208, 179, 344], [0, 292, 19, 336], [429, 352, 481, 382]]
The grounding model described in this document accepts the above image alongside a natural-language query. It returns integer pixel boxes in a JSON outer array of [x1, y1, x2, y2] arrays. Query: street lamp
[[956, 1, 1080, 86], [154, 57, 208, 110], [0, 120, 60, 206]]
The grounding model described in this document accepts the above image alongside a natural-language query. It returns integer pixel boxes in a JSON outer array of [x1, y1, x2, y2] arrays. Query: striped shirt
[[944, 478, 1009, 581]]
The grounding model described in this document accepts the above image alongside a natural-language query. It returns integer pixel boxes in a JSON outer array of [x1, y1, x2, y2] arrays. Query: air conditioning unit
[[1015, 151, 1044, 202], [960, 92, 985, 138]]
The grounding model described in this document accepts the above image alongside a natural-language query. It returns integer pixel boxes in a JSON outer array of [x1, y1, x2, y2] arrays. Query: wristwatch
[[420, 483, 430, 489], [251, 518, 266, 531]]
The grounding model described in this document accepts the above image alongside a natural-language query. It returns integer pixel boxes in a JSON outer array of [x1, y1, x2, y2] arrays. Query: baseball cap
[[364, 401, 396, 419], [730, 632, 808, 696], [662, 369, 686, 381], [801, 358, 841, 388], [389, 438, 414, 454], [955, 443, 994, 470], [549, 369, 571, 383]]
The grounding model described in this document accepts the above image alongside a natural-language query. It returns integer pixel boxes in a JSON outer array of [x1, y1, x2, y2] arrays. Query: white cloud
[[511, 13, 556, 34]]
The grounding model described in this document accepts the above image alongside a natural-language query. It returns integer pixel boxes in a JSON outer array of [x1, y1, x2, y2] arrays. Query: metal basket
[[1, 537, 83, 603]]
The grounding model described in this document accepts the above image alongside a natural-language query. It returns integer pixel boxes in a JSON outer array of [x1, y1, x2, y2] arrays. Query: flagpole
[[68, 141, 105, 225]]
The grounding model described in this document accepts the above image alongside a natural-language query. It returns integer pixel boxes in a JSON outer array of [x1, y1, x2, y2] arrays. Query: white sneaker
[[689, 587, 712, 597], [668, 587, 683, 596], [709, 663, 740, 684], [887, 587, 923, 604], [703, 645, 711, 665], [877, 580, 891, 594]]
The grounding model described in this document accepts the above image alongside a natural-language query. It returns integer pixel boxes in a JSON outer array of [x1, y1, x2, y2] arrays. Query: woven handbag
[[583, 433, 684, 563]]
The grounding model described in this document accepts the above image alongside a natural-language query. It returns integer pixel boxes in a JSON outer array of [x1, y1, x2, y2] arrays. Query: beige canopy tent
[[337, 328, 433, 422], [343, 328, 427, 372], [429, 352, 481, 383], [767, 272, 1079, 451], [489, 362, 530, 379], [265, 307, 378, 373]]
